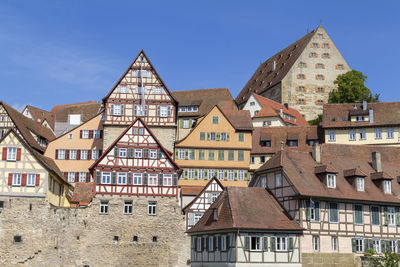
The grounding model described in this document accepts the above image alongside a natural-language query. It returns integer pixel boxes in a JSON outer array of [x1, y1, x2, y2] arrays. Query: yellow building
[[175, 105, 253, 188], [0, 129, 70, 207], [45, 113, 103, 184], [322, 101, 400, 146]]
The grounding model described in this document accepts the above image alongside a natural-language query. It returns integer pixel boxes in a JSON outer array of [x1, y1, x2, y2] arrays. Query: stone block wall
[[302, 253, 359, 267]]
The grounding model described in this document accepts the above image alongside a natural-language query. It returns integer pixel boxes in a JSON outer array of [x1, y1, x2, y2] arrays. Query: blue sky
[[0, 0, 399, 111]]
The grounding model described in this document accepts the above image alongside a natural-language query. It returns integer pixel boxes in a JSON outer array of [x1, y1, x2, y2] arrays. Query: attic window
[[213, 209, 218, 220], [356, 177, 364, 191], [327, 174, 336, 188], [250, 101, 255, 106], [384, 180, 391, 194]]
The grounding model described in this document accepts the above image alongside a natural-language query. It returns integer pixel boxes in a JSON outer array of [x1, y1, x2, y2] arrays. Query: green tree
[[328, 70, 379, 103], [364, 248, 400, 267], [308, 114, 322, 126]]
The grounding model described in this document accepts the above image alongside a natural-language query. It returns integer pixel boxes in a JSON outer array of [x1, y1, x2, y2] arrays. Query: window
[[193, 213, 203, 225], [298, 86, 305, 92], [390, 240, 397, 253], [359, 130, 366, 140], [218, 169, 224, 180], [68, 172, 75, 183], [310, 52, 317, 58], [329, 203, 339, 223], [195, 237, 202, 252], [148, 202, 156, 215], [250, 236, 261, 251], [149, 149, 157, 159], [152, 87, 164, 94], [297, 74, 305, 79], [327, 174, 336, 188], [371, 206, 380, 225], [287, 140, 298, 146], [158, 106, 171, 117], [259, 156, 265, 163], [387, 128, 394, 139], [0, 201, 3, 211], [100, 201, 109, 214], [110, 104, 124, 116], [384, 180, 392, 194], [212, 116, 219, 124], [238, 151, 244, 161], [188, 149, 195, 160], [323, 43, 329, 48], [68, 134, 73, 139], [81, 149, 88, 160], [307, 201, 320, 222], [198, 169, 205, 180], [134, 105, 148, 116], [249, 101, 255, 106], [349, 130, 356, 141], [188, 169, 195, 180], [27, 174, 36, 186], [263, 121, 271, 127], [220, 132, 227, 141], [183, 119, 189, 129], [299, 62, 306, 68], [318, 33, 323, 39], [124, 201, 133, 214], [92, 150, 100, 160], [117, 85, 130, 93], [275, 173, 282, 187], [133, 173, 142, 185], [317, 87, 324, 93], [331, 236, 338, 252], [228, 150, 234, 161], [316, 63, 324, 69], [7, 147, 17, 161], [69, 149, 77, 160], [298, 99, 305, 105], [228, 170, 234, 180], [388, 207, 396, 226], [208, 236, 214, 251], [14, 235, 22, 243], [148, 174, 158, 186], [238, 133, 244, 142], [250, 156, 255, 164], [198, 150, 205, 160], [316, 74, 324, 80], [375, 128, 382, 139], [12, 173, 21, 186], [135, 149, 142, 158], [179, 107, 186, 112], [218, 150, 224, 161], [312, 236, 319, 251], [354, 204, 364, 225], [82, 130, 89, 139], [208, 150, 215, 160], [58, 149, 66, 160], [372, 239, 381, 253], [355, 238, 364, 253], [328, 131, 336, 141], [238, 170, 245, 181], [102, 172, 111, 184], [322, 53, 330, 59], [357, 177, 364, 191], [337, 64, 344, 70], [208, 169, 215, 179], [312, 42, 319, 48], [117, 173, 127, 185], [178, 149, 185, 160], [260, 140, 271, 147], [210, 132, 216, 141], [220, 235, 227, 251], [79, 172, 87, 183], [276, 236, 288, 251]]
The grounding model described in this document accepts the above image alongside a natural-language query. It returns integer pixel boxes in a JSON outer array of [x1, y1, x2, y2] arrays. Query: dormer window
[[384, 180, 391, 194], [356, 177, 364, 191], [327, 174, 336, 188], [213, 209, 218, 220], [356, 116, 365, 122], [250, 101, 255, 106]]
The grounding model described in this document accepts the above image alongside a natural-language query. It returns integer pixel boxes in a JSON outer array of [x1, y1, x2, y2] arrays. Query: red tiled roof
[[67, 182, 93, 206]]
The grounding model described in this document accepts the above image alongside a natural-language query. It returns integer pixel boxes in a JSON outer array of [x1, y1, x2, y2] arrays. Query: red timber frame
[[90, 117, 182, 198]]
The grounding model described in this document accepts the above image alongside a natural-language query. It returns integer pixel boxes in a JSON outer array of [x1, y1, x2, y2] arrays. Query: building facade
[[236, 26, 350, 121]]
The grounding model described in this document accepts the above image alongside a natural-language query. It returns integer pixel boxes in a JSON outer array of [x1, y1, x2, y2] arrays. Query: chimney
[[369, 109, 374, 123], [312, 144, 321, 163], [284, 103, 289, 109], [362, 100, 367, 111], [271, 60, 276, 72], [372, 152, 382, 173]]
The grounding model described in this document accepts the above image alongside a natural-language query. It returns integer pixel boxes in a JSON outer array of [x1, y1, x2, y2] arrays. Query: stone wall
[[0, 196, 190, 266], [302, 253, 359, 267]]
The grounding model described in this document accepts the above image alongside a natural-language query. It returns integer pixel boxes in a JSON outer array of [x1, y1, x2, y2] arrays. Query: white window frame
[[82, 130, 89, 139], [218, 169, 224, 180], [372, 239, 381, 253], [135, 149, 142, 158], [328, 131, 336, 142], [69, 149, 77, 160], [79, 172, 87, 183], [148, 201, 156, 216], [327, 174, 336, 188], [250, 236, 261, 251], [355, 238, 364, 253], [390, 240, 397, 253], [100, 201, 109, 214], [227, 170, 234, 180], [275, 173, 282, 187], [163, 174, 172, 186], [375, 128, 382, 139], [312, 235, 319, 251], [208, 236, 214, 251], [92, 150, 99, 160], [94, 130, 101, 139], [349, 130, 356, 141], [159, 106, 170, 117], [359, 130, 366, 140], [357, 177, 364, 191], [221, 235, 227, 251], [27, 173, 36, 186], [117, 172, 127, 185], [68, 172, 75, 183], [102, 172, 111, 184], [133, 173, 142, 185], [210, 132, 216, 141], [188, 169, 195, 180], [150, 149, 157, 159], [388, 207, 396, 226], [148, 174, 158, 186], [124, 201, 133, 214], [119, 148, 127, 158], [7, 147, 17, 161], [220, 132, 227, 141], [384, 180, 392, 194], [111, 104, 123, 116], [80, 149, 88, 160], [276, 236, 288, 251], [198, 169, 205, 180], [12, 173, 21, 186], [193, 213, 203, 225], [331, 236, 338, 252], [183, 119, 189, 129], [178, 149, 185, 160], [238, 170, 245, 181], [387, 128, 394, 139]]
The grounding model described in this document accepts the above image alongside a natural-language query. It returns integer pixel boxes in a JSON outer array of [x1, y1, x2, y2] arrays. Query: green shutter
[[216, 133, 220, 141], [96, 171, 101, 184], [111, 172, 116, 185], [191, 149, 195, 160], [173, 174, 178, 186], [384, 207, 388, 226], [270, 237, 275, 252], [175, 149, 178, 158], [263, 236, 268, 251], [288, 237, 294, 251], [218, 150, 224, 161], [185, 149, 188, 160], [396, 208, 400, 226], [179, 119, 183, 128], [143, 173, 148, 185], [238, 150, 244, 161], [351, 238, 356, 252], [143, 148, 149, 159], [184, 169, 188, 178], [207, 132, 210, 141], [226, 133, 230, 141], [234, 170, 238, 181], [189, 119, 192, 128], [224, 170, 227, 179], [244, 236, 250, 251], [127, 172, 132, 185], [315, 202, 320, 221], [114, 147, 118, 157], [306, 201, 311, 221], [200, 132, 205, 141], [195, 169, 198, 180], [128, 148, 134, 158], [226, 235, 230, 249], [158, 174, 163, 186]]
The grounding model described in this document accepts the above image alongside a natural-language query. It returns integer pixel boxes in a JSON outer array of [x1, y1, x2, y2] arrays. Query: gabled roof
[[89, 117, 181, 173], [102, 50, 177, 104], [235, 27, 319, 107], [187, 187, 302, 234], [251, 94, 308, 126], [0, 129, 68, 184], [322, 102, 400, 128], [183, 177, 224, 212], [50, 101, 101, 124], [1, 101, 56, 153], [255, 145, 400, 204], [67, 182, 93, 206], [172, 88, 235, 118], [23, 105, 55, 130]]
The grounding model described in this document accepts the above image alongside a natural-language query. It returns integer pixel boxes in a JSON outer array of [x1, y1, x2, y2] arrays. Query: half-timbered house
[[102, 50, 177, 152], [187, 187, 303, 267], [251, 143, 400, 265], [0, 129, 70, 207], [183, 177, 224, 230]]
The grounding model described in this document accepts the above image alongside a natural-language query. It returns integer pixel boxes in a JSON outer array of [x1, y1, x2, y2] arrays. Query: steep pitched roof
[[255, 146, 400, 204], [172, 88, 235, 118], [322, 102, 400, 128], [50, 101, 101, 123], [187, 187, 302, 234], [235, 27, 318, 107], [102, 50, 177, 104], [252, 94, 308, 126], [183, 177, 224, 212], [1, 101, 56, 153], [23, 105, 55, 130]]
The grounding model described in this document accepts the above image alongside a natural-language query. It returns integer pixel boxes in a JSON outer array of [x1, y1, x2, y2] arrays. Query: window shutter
[[35, 174, 40, 186], [315, 202, 320, 221], [55, 149, 59, 160], [16, 148, 21, 161], [200, 132, 205, 141], [8, 173, 12, 185], [188, 213, 194, 226], [21, 173, 27, 186], [207, 133, 210, 141], [158, 174, 163, 186], [381, 240, 387, 253], [288, 237, 294, 251], [75, 172, 79, 183], [143, 173, 148, 185], [179, 119, 183, 129], [216, 133, 220, 141], [305, 201, 311, 221], [244, 236, 250, 251], [226, 235, 230, 249], [127, 172, 132, 185], [173, 174, 178, 186], [111, 172, 116, 185], [396, 208, 400, 226], [192, 237, 196, 249], [157, 106, 160, 116], [158, 148, 162, 159], [88, 150, 92, 160], [114, 147, 118, 157], [77, 150, 81, 160], [167, 106, 171, 117], [351, 238, 356, 252], [121, 105, 124, 115], [89, 130, 93, 139], [384, 207, 388, 226], [207, 193, 212, 204], [234, 170, 238, 181], [143, 148, 149, 159], [63, 172, 68, 179], [194, 169, 198, 180], [96, 171, 101, 184], [128, 148, 134, 159], [80, 130, 83, 139], [185, 149, 188, 160], [66, 150, 70, 160], [202, 237, 206, 251], [263, 236, 268, 251], [86, 172, 90, 183], [189, 119, 192, 128], [215, 236, 219, 250], [270, 237, 276, 252]]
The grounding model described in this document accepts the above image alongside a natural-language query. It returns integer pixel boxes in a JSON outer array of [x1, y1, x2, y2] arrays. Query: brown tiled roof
[[187, 187, 302, 234], [322, 102, 400, 128], [370, 172, 393, 181], [222, 109, 253, 130], [67, 182, 93, 206], [24, 105, 55, 130], [251, 126, 320, 155], [314, 165, 338, 174], [255, 145, 400, 204], [252, 94, 308, 126], [235, 27, 318, 107], [183, 177, 224, 212], [172, 88, 235, 118], [181, 186, 204, 196], [343, 168, 367, 177], [50, 101, 101, 123], [1, 101, 56, 153]]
